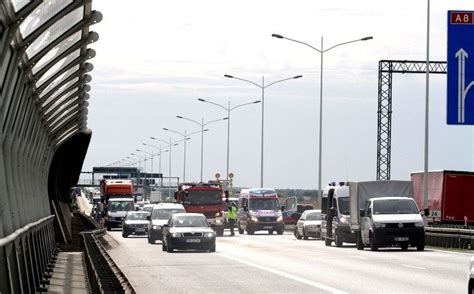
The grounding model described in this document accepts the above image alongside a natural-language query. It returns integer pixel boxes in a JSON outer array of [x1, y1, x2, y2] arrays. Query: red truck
[[175, 182, 225, 236], [411, 170, 474, 224], [100, 179, 135, 230]]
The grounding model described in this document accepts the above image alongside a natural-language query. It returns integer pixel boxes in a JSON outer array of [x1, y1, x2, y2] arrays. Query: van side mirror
[[280, 206, 285, 211], [174, 191, 178, 199], [243, 206, 248, 212], [359, 209, 365, 217], [424, 208, 430, 217], [147, 215, 151, 221], [329, 207, 336, 218]]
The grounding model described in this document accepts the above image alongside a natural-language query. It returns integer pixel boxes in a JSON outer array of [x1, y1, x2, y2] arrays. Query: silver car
[[295, 209, 322, 240], [122, 211, 150, 238], [147, 203, 185, 244]]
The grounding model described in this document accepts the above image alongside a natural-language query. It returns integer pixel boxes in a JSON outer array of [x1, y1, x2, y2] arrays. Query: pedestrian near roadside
[[227, 201, 237, 236]]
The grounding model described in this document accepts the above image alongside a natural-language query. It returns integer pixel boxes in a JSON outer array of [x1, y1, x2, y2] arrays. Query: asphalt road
[[106, 230, 472, 293]]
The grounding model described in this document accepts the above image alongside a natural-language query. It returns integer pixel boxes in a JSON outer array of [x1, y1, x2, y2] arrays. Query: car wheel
[[416, 243, 425, 251], [268, 230, 273, 235], [162, 241, 166, 251], [468, 279, 473, 294], [148, 236, 154, 244], [209, 242, 216, 252], [335, 231, 343, 247], [238, 223, 244, 234], [370, 233, 378, 251], [246, 228, 254, 235], [325, 238, 332, 246], [166, 239, 173, 253], [277, 227, 284, 235], [400, 243, 409, 251], [296, 228, 302, 240], [216, 228, 224, 237], [107, 225, 111, 231], [356, 233, 364, 250]]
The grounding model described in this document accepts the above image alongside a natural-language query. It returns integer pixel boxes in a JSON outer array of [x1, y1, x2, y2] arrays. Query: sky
[[83, 0, 474, 189]]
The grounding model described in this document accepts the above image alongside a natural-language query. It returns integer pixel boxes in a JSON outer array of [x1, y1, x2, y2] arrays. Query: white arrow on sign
[[456, 48, 474, 123]]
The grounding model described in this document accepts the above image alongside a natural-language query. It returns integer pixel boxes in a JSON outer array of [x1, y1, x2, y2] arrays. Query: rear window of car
[[152, 208, 185, 220]]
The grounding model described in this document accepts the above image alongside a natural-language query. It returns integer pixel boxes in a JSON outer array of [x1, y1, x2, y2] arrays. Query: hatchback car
[[147, 203, 185, 244], [295, 209, 323, 240], [162, 213, 216, 252], [122, 211, 150, 238]]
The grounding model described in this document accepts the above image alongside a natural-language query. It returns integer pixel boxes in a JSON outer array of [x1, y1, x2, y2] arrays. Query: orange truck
[[175, 182, 226, 236], [100, 179, 135, 230]]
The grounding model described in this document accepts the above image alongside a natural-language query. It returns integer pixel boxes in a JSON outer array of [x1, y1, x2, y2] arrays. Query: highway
[[106, 230, 471, 293]]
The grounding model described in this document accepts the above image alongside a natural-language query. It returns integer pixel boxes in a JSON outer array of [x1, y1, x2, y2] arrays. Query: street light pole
[[271, 33, 372, 196], [176, 115, 228, 183], [224, 74, 302, 187], [198, 98, 260, 182]]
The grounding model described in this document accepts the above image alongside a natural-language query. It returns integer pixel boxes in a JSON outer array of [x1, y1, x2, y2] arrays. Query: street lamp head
[[163, 128, 169, 131], [224, 74, 234, 79], [197, 98, 206, 102], [223, 117, 229, 120], [361, 36, 373, 41], [136, 149, 141, 152], [203, 128, 209, 132], [150, 136, 156, 140], [293, 75, 303, 79], [272, 33, 284, 39], [142, 143, 147, 146], [253, 100, 261, 104], [176, 115, 183, 119], [173, 143, 179, 146]]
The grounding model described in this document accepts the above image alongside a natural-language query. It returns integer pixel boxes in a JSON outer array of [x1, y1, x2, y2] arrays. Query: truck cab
[[359, 197, 425, 251], [175, 183, 225, 236], [237, 188, 284, 235], [321, 182, 356, 247]]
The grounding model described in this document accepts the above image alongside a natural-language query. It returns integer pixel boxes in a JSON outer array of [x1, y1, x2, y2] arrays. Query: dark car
[[122, 211, 150, 238], [162, 213, 216, 253]]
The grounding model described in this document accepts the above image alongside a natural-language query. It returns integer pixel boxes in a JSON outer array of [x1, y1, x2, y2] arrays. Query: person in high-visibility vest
[[227, 201, 237, 236]]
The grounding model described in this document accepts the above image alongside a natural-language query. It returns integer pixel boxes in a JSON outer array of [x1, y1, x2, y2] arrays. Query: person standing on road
[[227, 201, 237, 236]]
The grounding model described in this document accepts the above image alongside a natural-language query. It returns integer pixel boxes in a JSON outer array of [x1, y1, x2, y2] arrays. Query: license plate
[[394, 237, 409, 241], [136, 228, 145, 232], [263, 226, 273, 229], [186, 239, 201, 243]]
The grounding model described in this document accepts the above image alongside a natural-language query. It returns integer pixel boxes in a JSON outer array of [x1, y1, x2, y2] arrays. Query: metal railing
[[81, 229, 135, 293], [0, 215, 58, 293], [425, 226, 474, 250]]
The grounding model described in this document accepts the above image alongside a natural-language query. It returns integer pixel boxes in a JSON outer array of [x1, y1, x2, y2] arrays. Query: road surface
[[106, 230, 472, 293]]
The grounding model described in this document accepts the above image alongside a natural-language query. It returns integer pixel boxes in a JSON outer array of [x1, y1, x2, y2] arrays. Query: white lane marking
[[401, 264, 426, 270], [220, 253, 347, 294], [350, 255, 369, 260]]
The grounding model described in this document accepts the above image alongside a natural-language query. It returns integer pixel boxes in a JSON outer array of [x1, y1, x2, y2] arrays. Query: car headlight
[[171, 232, 181, 237], [216, 211, 223, 217], [374, 222, 386, 228], [251, 216, 258, 222], [277, 216, 283, 222], [152, 225, 159, 230], [415, 221, 424, 228], [340, 217, 349, 224], [205, 232, 215, 238]]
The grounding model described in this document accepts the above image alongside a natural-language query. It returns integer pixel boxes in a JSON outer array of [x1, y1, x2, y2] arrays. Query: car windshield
[[249, 198, 279, 210], [142, 206, 154, 213], [109, 201, 134, 212], [306, 212, 322, 220], [126, 213, 148, 220], [171, 215, 208, 227], [338, 197, 350, 215], [373, 199, 419, 215], [185, 190, 221, 205], [152, 208, 185, 220]]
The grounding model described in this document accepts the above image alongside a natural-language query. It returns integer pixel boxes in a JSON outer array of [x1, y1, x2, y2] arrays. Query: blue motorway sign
[[447, 11, 474, 125]]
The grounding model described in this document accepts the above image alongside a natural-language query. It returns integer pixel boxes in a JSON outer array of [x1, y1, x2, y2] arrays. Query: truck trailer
[[411, 170, 474, 224], [101, 179, 135, 230]]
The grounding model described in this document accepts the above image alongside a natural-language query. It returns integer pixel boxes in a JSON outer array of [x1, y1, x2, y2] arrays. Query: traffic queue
[[110, 179, 431, 253]]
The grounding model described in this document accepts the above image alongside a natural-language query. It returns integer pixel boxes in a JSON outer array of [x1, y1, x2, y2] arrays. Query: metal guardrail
[[425, 226, 474, 250], [0, 215, 59, 293], [81, 229, 135, 293]]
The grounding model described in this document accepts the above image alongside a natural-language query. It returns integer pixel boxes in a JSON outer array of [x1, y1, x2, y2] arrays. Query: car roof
[[153, 203, 185, 209], [126, 211, 149, 214], [303, 209, 322, 214], [172, 213, 204, 218], [371, 196, 414, 201]]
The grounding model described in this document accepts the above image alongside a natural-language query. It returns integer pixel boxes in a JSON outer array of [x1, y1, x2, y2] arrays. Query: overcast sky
[[83, 0, 474, 189]]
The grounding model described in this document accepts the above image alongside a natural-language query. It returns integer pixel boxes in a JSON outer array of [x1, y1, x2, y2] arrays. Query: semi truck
[[101, 179, 135, 230], [411, 170, 474, 224], [175, 182, 226, 236], [349, 181, 425, 251]]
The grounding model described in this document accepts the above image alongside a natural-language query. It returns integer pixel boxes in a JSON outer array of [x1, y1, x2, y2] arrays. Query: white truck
[[349, 181, 425, 251]]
